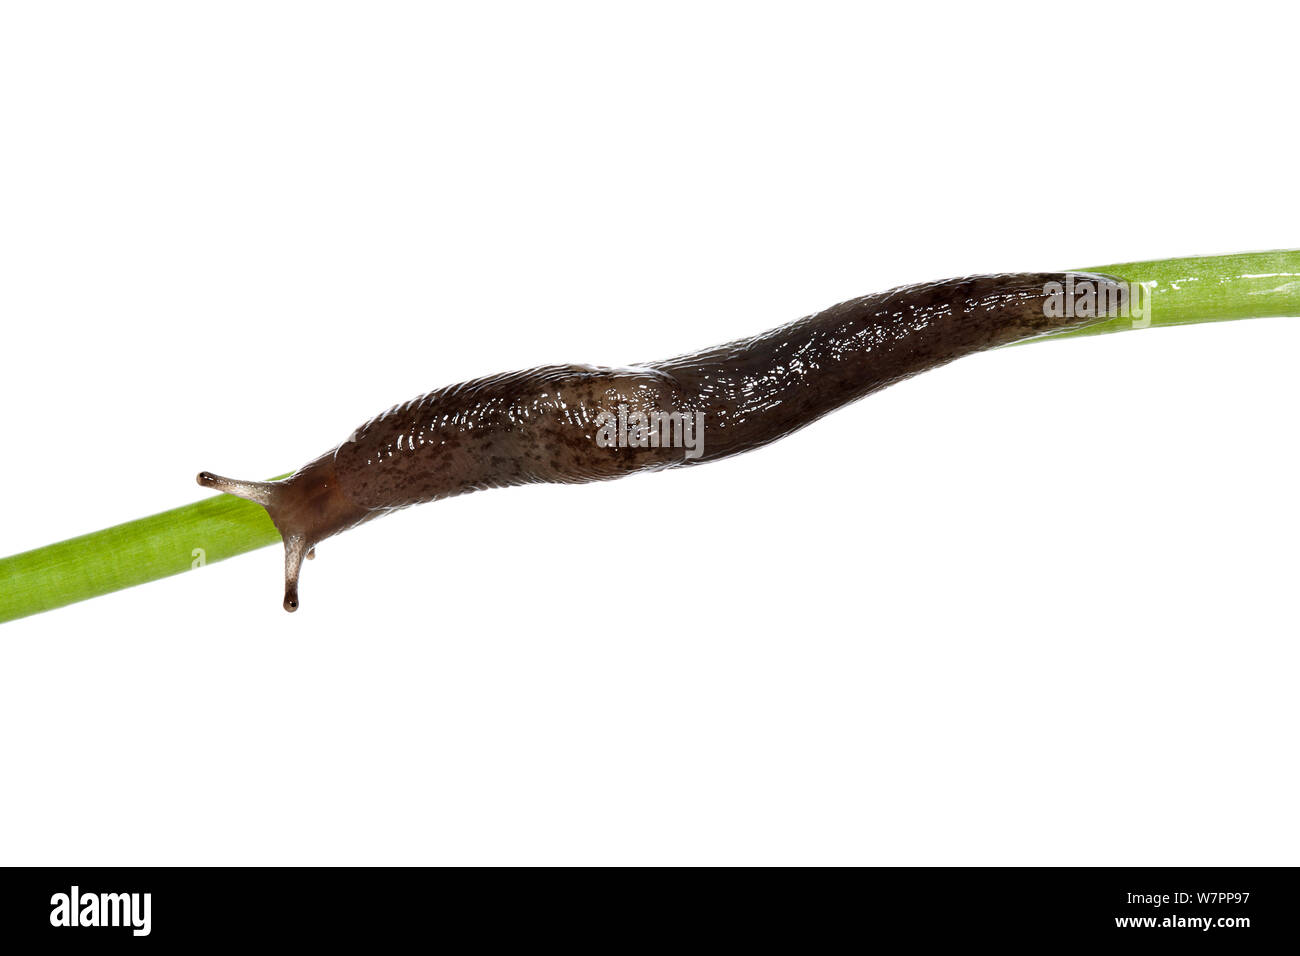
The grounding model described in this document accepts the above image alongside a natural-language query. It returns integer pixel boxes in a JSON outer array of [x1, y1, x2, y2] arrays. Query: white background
[[1, 2, 1297, 865]]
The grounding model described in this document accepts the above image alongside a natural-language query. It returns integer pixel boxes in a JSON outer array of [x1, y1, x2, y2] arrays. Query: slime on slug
[[198, 272, 1127, 611]]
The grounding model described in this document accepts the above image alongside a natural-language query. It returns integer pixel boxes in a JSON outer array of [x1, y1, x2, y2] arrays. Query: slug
[[199, 272, 1127, 611]]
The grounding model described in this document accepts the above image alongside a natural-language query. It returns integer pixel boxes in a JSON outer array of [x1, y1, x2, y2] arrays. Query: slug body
[[199, 272, 1126, 610]]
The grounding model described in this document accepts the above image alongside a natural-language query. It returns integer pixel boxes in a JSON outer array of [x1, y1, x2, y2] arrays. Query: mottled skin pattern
[[199, 271, 1126, 610], [335, 364, 693, 508]]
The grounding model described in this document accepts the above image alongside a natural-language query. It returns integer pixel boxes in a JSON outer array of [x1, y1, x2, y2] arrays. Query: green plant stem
[[3, 249, 1300, 624], [1049, 249, 1300, 340], [0, 483, 286, 624]]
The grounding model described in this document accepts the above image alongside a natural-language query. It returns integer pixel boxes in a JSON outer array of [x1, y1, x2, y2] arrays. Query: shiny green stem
[[0, 482, 286, 625], [1046, 249, 1300, 341]]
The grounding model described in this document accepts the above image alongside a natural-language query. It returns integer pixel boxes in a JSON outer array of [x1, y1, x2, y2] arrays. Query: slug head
[[196, 453, 370, 612]]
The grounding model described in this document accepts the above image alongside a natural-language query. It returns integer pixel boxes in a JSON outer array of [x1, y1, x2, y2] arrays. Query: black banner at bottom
[[0, 866, 1293, 945]]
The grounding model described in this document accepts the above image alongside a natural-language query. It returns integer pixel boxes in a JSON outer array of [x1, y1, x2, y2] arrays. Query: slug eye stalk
[[196, 456, 370, 612], [195, 472, 276, 506], [195, 472, 305, 611]]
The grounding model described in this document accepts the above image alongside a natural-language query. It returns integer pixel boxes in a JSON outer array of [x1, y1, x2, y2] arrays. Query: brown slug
[[199, 272, 1127, 611]]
